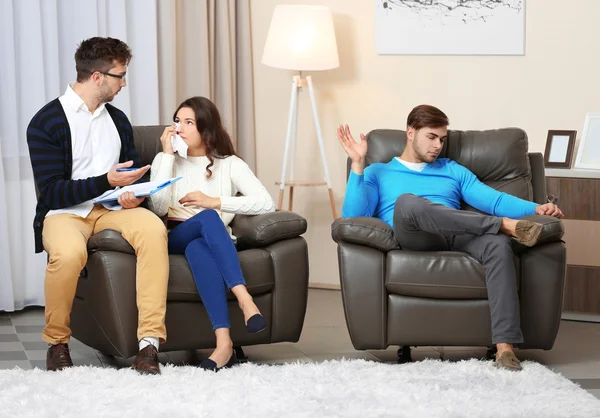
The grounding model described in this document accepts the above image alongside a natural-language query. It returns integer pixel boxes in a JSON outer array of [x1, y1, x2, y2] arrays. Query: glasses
[[99, 71, 126, 81], [84, 69, 126, 81]]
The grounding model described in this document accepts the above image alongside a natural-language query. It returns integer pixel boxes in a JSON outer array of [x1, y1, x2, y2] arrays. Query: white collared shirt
[[46, 84, 121, 218]]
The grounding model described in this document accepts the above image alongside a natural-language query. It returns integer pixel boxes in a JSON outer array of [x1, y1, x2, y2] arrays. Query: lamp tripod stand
[[275, 73, 338, 219]]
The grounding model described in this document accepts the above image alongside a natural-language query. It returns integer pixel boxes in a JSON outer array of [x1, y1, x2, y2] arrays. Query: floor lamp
[[261, 5, 339, 219]]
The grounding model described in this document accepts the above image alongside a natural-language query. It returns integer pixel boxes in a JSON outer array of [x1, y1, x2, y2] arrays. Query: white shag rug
[[0, 359, 599, 418]]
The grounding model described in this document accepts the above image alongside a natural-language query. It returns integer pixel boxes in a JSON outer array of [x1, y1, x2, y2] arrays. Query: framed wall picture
[[375, 0, 525, 55], [544, 130, 576, 168], [574, 113, 600, 169]]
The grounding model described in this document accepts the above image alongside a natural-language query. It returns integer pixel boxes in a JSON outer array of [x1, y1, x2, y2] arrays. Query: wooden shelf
[[275, 181, 327, 187]]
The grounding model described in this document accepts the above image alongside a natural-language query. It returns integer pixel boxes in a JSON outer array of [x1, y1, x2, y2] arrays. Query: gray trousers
[[393, 194, 523, 345]]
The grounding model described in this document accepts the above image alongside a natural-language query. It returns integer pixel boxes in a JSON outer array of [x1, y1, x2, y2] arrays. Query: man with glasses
[[26, 37, 168, 375]]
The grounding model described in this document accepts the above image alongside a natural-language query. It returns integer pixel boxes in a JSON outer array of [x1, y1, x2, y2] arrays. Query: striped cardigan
[[26, 99, 141, 253]]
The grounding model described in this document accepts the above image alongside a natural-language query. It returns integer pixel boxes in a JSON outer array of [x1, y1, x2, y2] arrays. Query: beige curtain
[[157, 0, 256, 170]]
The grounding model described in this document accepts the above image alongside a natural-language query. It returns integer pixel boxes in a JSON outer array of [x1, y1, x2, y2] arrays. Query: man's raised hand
[[337, 124, 368, 175]]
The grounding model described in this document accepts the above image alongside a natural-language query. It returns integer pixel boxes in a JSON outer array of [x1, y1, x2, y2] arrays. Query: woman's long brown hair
[[174, 96, 237, 179]]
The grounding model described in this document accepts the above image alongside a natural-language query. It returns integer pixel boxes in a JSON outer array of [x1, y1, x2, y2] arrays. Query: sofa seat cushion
[[385, 250, 489, 300], [167, 248, 275, 302], [446, 128, 533, 201]]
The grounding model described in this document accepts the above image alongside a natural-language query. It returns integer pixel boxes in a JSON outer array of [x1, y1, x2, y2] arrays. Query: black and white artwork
[[375, 0, 525, 55]]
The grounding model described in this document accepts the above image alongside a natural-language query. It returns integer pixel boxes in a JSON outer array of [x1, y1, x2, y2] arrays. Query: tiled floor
[[1, 289, 599, 399]]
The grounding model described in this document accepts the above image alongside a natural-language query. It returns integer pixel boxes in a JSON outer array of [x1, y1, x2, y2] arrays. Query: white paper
[[100, 201, 124, 211], [93, 177, 181, 204], [548, 135, 570, 163]]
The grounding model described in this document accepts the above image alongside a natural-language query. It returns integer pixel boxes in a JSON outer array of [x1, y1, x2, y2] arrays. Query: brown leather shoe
[[494, 351, 522, 371], [132, 345, 161, 375], [47, 343, 73, 371], [513, 220, 543, 247]]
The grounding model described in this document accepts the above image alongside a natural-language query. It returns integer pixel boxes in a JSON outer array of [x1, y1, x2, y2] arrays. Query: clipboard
[[93, 177, 183, 204]]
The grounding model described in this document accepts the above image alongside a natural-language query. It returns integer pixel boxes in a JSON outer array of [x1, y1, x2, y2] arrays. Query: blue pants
[[168, 210, 245, 330]]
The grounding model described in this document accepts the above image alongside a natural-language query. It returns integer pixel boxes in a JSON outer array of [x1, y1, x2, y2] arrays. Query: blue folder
[[93, 177, 182, 204]]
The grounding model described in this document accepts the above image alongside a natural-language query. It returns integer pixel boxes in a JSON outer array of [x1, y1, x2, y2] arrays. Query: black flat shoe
[[246, 314, 267, 334], [200, 351, 238, 372]]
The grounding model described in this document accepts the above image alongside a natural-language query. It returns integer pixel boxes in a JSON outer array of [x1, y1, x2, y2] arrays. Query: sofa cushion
[[167, 248, 275, 302], [446, 128, 533, 201], [385, 250, 488, 300], [385, 250, 522, 300], [132, 125, 166, 167]]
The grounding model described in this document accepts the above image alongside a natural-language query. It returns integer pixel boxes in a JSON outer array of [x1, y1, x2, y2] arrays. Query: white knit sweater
[[148, 153, 275, 237]]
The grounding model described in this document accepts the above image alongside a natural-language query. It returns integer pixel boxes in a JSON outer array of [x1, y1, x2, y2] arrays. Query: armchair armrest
[[519, 214, 564, 246], [87, 229, 135, 255], [231, 211, 307, 249], [511, 214, 564, 254], [331, 217, 399, 252]]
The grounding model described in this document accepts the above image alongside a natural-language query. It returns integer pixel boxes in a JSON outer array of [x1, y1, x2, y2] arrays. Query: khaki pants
[[42, 205, 169, 345]]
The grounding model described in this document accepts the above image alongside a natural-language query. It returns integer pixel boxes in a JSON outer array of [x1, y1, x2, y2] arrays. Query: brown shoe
[[47, 343, 73, 371], [513, 220, 543, 247], [132, 345, 161, 375], [494, 351, 522, 371]]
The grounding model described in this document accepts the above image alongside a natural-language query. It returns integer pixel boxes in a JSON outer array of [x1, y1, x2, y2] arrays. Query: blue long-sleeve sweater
[[342, 158, 538, 226]]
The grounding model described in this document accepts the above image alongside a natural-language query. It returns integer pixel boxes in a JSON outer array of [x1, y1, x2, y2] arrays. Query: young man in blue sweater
[[338, 105, 564, 371], [27, 37, 167, 374]]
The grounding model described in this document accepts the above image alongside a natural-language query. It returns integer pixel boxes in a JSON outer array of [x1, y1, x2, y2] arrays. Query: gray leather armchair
[[70, 126, 309, 358], [332, 128, 566, 358]]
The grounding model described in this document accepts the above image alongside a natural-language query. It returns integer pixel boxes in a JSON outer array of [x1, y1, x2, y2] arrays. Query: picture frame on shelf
[[574, 113, 600, 170], [544, 130, 576, 168]]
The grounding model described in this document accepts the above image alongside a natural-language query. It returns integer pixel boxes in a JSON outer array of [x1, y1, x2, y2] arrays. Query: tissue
[[171, 122, 188, 158]]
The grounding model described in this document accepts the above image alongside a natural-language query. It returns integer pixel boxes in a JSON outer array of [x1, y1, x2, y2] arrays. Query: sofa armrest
[[337, 241, 388, 349], [518, 214, 564, 246], [519, 241, 566, 349], [331, 217, 399, 252], [87, 229, 135, 255], [267, 237, 309, 343], [528, 152, 548, 205], [231, 211, 307, 249]]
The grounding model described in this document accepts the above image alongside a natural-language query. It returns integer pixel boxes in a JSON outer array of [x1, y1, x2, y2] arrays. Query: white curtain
[[0, 0, 255, 312]]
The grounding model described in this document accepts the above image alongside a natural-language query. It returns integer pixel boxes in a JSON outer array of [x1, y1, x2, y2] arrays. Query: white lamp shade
[[261, 5, 339, 71]]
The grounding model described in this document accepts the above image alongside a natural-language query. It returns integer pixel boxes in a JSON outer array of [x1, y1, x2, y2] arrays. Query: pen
[[116, 168, 140, 172]]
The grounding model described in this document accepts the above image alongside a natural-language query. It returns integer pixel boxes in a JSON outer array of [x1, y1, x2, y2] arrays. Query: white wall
[[250, 0, 600, 286]]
